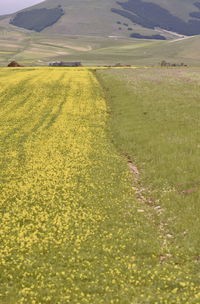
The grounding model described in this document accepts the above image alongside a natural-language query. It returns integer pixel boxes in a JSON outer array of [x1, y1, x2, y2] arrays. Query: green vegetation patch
[[96, 67, 200, 303], [130, 33, 166, 40], [10, 7, 64, 32]]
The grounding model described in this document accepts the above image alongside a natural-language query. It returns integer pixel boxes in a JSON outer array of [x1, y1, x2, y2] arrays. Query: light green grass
[[96, 68, 200, 302], [0, 30, 162, 66], [1, 24, 200, 67], [1, 31, 200, 66]]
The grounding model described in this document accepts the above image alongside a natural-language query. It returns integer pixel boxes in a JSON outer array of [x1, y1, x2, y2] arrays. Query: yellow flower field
[[0, 68, 199, 304]]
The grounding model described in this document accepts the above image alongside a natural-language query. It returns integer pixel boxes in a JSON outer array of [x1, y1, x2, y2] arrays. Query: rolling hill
[[1, 0, 200, 39], [0, 25, 200, 67]]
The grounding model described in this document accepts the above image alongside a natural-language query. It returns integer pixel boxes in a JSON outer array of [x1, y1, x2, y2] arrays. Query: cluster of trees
[[161, 60, 187, 67], [116, 21, 133, 31], [130, 33, 166, 40]]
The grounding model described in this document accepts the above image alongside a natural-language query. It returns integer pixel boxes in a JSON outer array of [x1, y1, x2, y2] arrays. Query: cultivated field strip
[[0, 68, 199, 304], [0, 68, 139, 304]]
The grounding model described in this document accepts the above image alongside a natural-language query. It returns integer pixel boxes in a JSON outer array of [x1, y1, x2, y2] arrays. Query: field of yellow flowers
[[0, 68, 199, 304]]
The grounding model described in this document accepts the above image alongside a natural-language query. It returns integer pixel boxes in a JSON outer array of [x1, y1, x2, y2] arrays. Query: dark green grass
[[10, 7, 64, 32], [96, 67, 200, 301]]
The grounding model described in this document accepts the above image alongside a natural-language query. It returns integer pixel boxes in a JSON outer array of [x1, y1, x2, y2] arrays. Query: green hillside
[[1, 0, 200, 38]]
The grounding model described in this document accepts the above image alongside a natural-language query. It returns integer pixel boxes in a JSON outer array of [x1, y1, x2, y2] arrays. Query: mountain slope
[[112, 0, 200, 36], [1, 0, 200, 38]]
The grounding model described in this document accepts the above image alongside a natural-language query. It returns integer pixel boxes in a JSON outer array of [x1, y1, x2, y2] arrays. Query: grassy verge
[[96, 67, 200, 303]]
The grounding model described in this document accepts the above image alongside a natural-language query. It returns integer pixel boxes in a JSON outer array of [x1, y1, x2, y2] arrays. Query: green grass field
[[96, 67, 200, 300]]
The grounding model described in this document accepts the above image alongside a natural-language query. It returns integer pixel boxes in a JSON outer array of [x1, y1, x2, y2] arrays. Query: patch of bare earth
[[126, 156, 174, 264]]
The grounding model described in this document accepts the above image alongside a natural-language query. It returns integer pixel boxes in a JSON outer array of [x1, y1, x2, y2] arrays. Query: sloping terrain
[[0, 27, 200, 67], [1, 0, 200, 38], [112, 0, 200, 36]]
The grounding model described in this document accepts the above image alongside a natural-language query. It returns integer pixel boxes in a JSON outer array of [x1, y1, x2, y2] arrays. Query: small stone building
[[49, 62, 82, 67]]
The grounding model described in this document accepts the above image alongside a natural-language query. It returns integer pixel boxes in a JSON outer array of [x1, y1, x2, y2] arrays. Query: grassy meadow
[[97, 67, 200, 298], [1, 27, 200, 67], [0, 67, 200, 304]]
